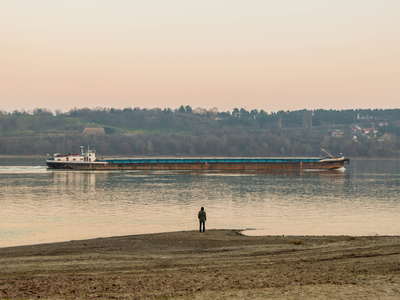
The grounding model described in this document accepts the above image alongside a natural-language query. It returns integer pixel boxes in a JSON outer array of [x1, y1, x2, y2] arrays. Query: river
[[0, 157, 399, 247]]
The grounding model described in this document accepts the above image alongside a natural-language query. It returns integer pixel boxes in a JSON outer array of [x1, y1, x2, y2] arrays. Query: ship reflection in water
[[1, 158, 400, 247], [51, 171, 106, 192]]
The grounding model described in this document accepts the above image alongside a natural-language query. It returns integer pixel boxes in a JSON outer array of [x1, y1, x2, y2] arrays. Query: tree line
[[0, 107, 399, 157]]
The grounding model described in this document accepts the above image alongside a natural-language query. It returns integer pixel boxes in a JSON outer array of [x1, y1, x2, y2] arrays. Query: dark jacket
[[198, 210, 206, 222]]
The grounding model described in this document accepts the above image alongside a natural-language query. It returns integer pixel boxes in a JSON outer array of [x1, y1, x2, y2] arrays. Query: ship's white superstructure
[[49, 146, 97, 163]]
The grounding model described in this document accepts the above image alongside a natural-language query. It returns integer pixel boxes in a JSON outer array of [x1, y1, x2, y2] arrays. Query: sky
[[0, 0, 399, 112]]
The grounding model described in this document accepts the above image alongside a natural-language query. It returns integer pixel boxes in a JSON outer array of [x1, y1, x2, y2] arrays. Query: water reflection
[[51, 171, 104, 192], [0, 159, 400, 247]]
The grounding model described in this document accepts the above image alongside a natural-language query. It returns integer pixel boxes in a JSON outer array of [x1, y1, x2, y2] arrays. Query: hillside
[[1, 107, 400, 157]]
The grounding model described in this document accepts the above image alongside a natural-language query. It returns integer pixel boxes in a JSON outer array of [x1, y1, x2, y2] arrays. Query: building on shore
[[82, 127, 106, 136]]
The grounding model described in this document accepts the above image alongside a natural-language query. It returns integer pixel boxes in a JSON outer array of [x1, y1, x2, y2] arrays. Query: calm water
[[0, 157, 400, 247]]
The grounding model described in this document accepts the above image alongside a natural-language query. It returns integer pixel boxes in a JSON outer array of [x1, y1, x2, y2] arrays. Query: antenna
[[321, 148, 334, 158]]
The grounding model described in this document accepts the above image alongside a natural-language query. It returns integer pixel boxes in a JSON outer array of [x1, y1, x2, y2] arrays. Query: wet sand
[[1, 230, 400, 299]]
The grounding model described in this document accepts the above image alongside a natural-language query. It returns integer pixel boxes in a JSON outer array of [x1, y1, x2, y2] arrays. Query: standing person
[[198, 207, 206, 233]]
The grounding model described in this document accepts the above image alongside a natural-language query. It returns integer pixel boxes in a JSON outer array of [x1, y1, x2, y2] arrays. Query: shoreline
[[2, 228, 398, 250], [1, 228, 398, 252], [1, 229, 400, 299], [0, 154, 46, 158]]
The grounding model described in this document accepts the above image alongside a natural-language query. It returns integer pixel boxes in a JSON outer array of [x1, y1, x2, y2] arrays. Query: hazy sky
[[1, 0, 399, 111]]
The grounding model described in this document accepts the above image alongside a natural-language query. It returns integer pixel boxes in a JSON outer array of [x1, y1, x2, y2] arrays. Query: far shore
[[0, 154, 46, 158], [1, 229, 400, 299]]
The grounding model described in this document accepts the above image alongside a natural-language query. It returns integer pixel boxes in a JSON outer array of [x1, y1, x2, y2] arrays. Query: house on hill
[[330, 129, 344, 138], [82, 127, 106, 136]]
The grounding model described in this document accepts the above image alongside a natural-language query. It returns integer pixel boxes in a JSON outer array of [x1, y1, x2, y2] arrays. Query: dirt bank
[[1, 230, 400, 299]]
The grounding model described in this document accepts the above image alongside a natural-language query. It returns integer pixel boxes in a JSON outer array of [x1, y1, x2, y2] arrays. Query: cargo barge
[[46, 147, 349, 171]]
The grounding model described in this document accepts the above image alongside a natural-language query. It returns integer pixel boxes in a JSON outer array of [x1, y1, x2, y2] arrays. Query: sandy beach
[[1, 230, 400, 299]]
